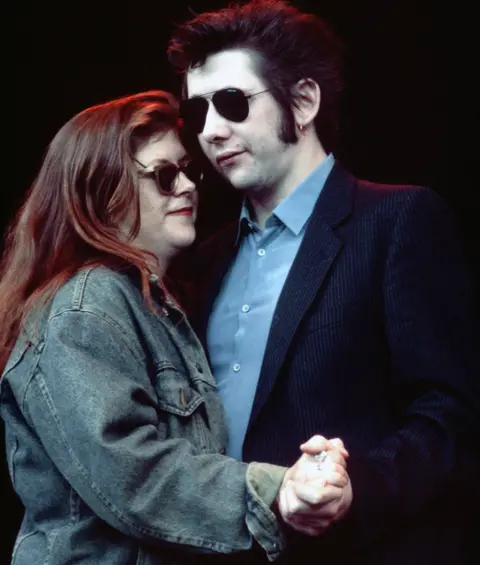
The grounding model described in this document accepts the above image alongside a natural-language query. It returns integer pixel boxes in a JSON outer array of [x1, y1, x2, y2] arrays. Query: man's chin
[[224, 173, 256, 192]]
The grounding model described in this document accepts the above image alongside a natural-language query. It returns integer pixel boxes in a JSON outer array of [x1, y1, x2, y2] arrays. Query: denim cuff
[[245, 462, 288, 561]]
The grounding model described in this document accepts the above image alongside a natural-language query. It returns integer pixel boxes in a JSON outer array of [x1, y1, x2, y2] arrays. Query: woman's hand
[[276, 435, 353, 536]]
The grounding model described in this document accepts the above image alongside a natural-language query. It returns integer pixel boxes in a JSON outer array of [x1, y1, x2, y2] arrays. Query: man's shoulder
[[353, 173, 428, 200], [314, 162, 439, 220], [365, 182, 452, 226], [348, 172, 443, 217]]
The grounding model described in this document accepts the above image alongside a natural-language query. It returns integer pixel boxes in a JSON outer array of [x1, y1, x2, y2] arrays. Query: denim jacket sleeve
[[20, 308, 287, 560]]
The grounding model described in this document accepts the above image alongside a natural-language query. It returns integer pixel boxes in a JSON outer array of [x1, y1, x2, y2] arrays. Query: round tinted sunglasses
[[134, 158, 203, 196], [180, 88, 270, 134]]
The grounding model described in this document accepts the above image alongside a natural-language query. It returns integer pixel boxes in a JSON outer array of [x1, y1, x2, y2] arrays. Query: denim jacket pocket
[[155, 364, 205, 417]]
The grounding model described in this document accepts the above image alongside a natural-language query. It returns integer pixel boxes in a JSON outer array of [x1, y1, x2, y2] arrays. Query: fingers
[[284, 479, 311, 515], [278, 440, 354, 538], [298, 458, 348, 487], [300, 435, 349, 459], [286, 517, 329, 536], [278, 480, 331, 535], [292, 478, 354, 526], [287, 451, 349, 486], [286, 453, 323, 484], [285, 510, 331, 532], [281, 477, 343, 515], [330, 437, 348, 455], [317, 465, 348, 488], [278, 480, 310, 527], [318, 450, 347, 470], [299, 435, 331, 454], [292, 481, 344, 506]]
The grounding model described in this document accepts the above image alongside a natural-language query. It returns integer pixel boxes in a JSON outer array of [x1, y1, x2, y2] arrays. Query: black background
[[5, 0, 476, 561]]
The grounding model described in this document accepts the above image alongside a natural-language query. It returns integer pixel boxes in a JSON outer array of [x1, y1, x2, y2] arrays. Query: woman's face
[[131, 129, 199, 265]]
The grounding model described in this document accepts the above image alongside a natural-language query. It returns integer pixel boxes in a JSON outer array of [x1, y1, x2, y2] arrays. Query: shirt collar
[[235, 153, 335, 243]]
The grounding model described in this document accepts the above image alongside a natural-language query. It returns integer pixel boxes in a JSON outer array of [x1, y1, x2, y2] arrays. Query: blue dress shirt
[[206, 154, 335, 459]]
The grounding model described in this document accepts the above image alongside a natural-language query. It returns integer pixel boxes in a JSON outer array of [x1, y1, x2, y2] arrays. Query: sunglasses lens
[[154, 164, 178, 194], [213, 89, 249, 123], [181, 89, 250, 134], [153, 162, 202, 195], [180, 97, 208, 134]]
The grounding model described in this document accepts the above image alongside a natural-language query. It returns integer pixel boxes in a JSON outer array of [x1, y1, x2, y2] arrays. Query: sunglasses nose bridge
[[174, 168, 197, 195]]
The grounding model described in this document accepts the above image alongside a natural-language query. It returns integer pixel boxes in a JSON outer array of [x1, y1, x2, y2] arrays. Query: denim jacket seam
[[19, 348, 42, 413], [26, 373, 163, 540], [69, 488, 80, 524], [41, 528, 61, 565], [11, 531, 37, 563], [246, 491, 282, 547], [70, 268, 92, 310], [22, 323, 239, 550], [47, 308, 147, 366], [25, 371, 245, 550], [156, 359, 177, 372]]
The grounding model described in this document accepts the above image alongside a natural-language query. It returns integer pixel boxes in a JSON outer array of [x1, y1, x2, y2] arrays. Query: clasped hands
[[277, 435, 353, 536]]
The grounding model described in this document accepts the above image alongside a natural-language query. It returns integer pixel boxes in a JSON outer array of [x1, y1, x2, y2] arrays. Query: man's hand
[[277, 435, 353, 536]]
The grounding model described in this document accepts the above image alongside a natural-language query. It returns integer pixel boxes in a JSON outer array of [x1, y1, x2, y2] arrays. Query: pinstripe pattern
[[187, 163, 480, 565]]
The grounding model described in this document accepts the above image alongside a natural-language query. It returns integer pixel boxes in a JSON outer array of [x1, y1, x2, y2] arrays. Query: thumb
[[299, 435, 330, 455]]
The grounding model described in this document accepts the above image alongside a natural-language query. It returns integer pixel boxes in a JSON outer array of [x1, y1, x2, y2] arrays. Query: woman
[[0, 91, 350, 564]]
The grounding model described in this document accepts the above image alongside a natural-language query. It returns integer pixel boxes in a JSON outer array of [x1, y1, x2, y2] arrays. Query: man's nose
[[200, 103, 233, 143]]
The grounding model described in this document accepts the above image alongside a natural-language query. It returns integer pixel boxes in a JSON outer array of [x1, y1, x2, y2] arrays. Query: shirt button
[[258, 248, 266, 256], [232, 363, 241, 372], [195, 363, 203, 374], [241, 304, 250, 313]]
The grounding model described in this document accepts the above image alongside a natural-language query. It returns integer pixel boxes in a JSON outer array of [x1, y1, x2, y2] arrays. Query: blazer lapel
[[247, 164, 355, 429]]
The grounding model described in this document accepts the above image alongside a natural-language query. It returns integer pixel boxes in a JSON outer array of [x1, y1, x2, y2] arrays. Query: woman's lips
[[169, 207, 193, 216]]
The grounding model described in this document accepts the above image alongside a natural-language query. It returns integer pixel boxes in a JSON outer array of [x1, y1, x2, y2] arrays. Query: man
[[168, 1, 480, 563]]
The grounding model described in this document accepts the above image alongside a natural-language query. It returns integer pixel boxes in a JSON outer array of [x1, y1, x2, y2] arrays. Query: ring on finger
[[314, 450, 328, 470]]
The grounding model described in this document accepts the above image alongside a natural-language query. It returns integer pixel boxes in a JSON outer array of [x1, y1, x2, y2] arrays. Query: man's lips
[[168, 207, 193, 216], [216, 150, 245, 166]]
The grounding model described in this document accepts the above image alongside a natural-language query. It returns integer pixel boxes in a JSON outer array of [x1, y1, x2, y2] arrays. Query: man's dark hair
[[168, 0, 344, 151]]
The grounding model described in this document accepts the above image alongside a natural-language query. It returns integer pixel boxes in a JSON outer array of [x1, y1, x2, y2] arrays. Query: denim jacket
[[1, 267, 287, 565]]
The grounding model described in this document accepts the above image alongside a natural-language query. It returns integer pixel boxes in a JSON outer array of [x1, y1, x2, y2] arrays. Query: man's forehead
[[186, 48, 264, 96]]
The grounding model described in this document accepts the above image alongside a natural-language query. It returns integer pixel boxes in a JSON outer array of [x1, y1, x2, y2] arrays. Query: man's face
[[185, 49, 297, 197]]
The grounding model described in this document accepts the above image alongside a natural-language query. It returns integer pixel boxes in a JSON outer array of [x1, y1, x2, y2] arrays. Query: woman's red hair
[[0, 90, 180, 372]]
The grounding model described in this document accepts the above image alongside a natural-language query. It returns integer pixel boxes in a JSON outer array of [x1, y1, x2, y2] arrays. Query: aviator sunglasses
[[180, 88, 270, 134], [134, 158, 203, 196]]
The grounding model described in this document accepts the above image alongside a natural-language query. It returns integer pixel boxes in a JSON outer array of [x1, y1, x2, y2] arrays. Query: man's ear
[[291, 78, 321, 129]]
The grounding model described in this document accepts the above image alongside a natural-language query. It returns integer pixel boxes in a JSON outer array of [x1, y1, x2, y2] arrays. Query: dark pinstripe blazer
[[184, 164, 480, 565]]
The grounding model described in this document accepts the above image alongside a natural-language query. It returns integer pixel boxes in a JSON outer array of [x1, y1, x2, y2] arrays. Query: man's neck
[[249, 142, 328, 229], [248, 190, 283, 229]]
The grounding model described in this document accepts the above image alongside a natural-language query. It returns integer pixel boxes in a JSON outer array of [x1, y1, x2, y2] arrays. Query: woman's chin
[[168, 231, 197, 256]]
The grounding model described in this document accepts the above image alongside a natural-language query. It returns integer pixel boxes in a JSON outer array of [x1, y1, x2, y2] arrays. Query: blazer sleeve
[[345, 186, 480, 544]]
